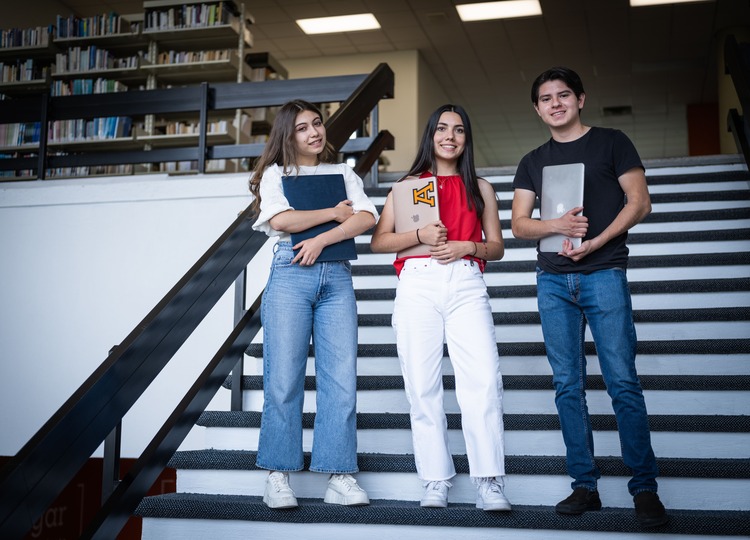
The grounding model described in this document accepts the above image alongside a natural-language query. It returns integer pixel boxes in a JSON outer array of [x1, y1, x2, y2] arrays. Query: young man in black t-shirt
[[511, 66, 668, 528]]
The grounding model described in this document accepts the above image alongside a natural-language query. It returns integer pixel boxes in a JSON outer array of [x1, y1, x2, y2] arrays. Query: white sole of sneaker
[[263, 494, 298, 509], [476, 500, 512, 512], [420, 500, 448, 508], [323, 490, 370, 506]]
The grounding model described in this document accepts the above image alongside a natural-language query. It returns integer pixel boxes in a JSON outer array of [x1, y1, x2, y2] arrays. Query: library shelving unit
[[47, 12, 147, 175], [140, 0, 255, 173], [243, 51, 288, 144], [0, 25, 55, 97], [51, 12, 148, 95], [0, 26, 54, 177], [0, 1, 306, 179]]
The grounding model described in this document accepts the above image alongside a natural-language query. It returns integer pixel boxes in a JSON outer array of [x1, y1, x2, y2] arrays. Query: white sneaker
[[420, 480, 452, 508], [263, 471, 298, 509], [474, 477, 511, 511], [324, 474, 370, 506]]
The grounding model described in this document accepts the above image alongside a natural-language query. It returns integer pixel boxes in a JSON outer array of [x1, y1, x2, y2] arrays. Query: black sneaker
[[634, 491, 669, 528], [555, 487, 602, 515]]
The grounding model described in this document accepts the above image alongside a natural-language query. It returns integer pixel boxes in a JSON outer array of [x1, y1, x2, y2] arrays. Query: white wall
[[0, 173, 272, 458]]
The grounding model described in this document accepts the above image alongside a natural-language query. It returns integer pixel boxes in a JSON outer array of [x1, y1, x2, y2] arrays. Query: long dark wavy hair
[[249, 99, 337, 216], [401, 104, 484, 217]]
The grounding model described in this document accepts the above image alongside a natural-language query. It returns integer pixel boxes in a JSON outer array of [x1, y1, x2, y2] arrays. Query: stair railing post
[[231, 267, 247, 411], [368, 104, 380, 187], [101, 347, 122, 503], [37, 92, 50, 180], [101, 421, 122, 503], [197, 82, 209, 174]]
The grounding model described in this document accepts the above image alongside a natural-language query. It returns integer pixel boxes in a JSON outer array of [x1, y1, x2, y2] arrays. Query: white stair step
[[203, 426, 750, 460], [352, 266, 750, 290], [141, 518, 739, 540], [241, 389, 750, 416], [632, 219, 750, 233], [647, 180, 750, 194], [241, 354, 750, 377], [172, 469, 750, 511], [355, 292, 750, 314], [353, 321, 750, 344]]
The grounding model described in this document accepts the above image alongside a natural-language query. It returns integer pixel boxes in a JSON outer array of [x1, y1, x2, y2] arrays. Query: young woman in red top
[[371, 104, 509, 510]]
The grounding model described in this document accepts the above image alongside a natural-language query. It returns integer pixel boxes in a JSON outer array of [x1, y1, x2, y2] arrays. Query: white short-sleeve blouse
[[252, 162, 379, 241]]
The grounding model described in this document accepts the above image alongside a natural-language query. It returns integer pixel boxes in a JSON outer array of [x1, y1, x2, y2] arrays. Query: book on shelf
[[48, 116, 133, 142], [145, 114, 249, 139], [0, 26, 53, 49], [46, 163, 134, 178], [56, 13, 141, 39], [1, 59, 49, 83], [54, 46, 139, 74], [151, 48, 230, 65], [0, 122, 41, 147], [144, 2, 235, 31], [51, 78, 128, 96]]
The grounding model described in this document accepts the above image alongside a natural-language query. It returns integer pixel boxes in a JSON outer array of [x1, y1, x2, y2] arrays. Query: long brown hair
[[249, 99, 337, 216]]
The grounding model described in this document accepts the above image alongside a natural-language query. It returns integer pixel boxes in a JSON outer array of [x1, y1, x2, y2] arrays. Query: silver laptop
[[539, 163, 585, 252], [392, 176, 440, 258]]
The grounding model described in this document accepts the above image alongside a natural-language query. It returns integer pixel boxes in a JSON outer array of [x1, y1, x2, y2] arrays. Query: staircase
[[136, 158, 750, 539]]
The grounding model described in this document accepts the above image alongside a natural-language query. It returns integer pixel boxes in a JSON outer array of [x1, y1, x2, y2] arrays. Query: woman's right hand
[[332, 200, 354, 223], [417, 221, 448, 246]]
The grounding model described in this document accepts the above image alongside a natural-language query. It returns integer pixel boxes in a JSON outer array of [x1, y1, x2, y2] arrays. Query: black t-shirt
[[513, 127, 644, 274]]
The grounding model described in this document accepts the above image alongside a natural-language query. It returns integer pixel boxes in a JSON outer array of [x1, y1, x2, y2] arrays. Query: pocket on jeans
[[272, 250, 294, 267]]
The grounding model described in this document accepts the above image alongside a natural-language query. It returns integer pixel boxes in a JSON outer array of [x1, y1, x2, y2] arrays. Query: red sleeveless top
[[393, 173, 485, 275]]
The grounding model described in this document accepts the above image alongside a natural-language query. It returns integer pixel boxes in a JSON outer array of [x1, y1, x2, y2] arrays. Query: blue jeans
[[256, 242, 359, 473], [536, 267, 659, 495]]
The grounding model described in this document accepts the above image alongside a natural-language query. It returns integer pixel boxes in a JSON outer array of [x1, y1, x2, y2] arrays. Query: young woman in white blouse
[[249, 99, 378, 509]]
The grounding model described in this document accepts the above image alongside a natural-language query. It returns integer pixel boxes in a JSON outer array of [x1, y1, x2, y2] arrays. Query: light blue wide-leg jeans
[[256, 242, 359, 473]]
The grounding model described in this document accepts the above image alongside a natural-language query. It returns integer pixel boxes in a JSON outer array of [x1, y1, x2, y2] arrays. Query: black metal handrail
[[0, 64, 395, 182], [0, 63, 394, 539], [725, 34, 750, 167]]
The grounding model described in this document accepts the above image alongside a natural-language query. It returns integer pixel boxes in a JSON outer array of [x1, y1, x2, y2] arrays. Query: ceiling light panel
[[630, 0, 712, 6], [456, 1, 542, 22], [296, 13, 381, 35]]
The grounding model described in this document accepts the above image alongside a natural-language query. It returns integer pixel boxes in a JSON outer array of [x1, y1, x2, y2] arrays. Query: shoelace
[[270, 473, 290, 492], [479, 479, 503, 495], [333, 474, 359, 491], [425, 480, 451, 492]]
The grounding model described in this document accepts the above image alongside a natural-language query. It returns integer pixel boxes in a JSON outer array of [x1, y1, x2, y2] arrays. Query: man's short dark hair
[[531, 67, 585, 104]]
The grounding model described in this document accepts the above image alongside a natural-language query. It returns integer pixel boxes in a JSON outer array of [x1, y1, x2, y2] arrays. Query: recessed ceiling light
[[630, 0, 712, 6], [296, 13, 381, 35], [456, 1, 542, 22]]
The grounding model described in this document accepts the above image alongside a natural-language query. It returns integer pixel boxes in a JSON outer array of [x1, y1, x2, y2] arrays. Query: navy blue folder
[[281, 173, 358, 262]]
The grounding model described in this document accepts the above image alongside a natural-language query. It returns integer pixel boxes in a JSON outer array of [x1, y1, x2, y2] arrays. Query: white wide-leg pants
[[393, 257, 506, 481]]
